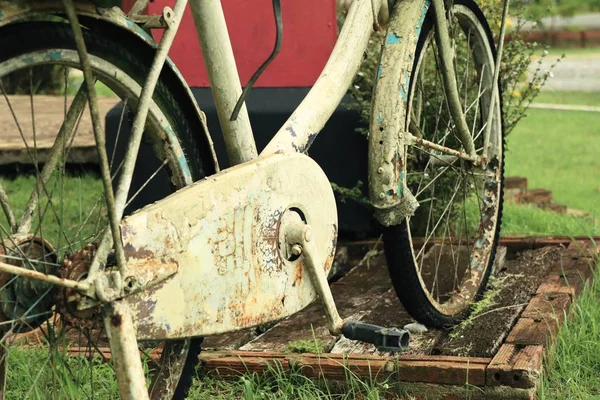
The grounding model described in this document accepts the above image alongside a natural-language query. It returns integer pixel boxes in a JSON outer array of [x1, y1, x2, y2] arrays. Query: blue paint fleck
[[44, 51, 63, 62], [178, 155, 192, 180], [376, 64, 383, 80], [376, 112, 382, 125], [399, 70, 410, 102], [386, 33, 402, 45], [0, 11, 4, 18]]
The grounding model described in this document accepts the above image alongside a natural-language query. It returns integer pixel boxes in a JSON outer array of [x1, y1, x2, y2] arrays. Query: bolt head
[[378, 167, 384, 174], [291, 245, 303, 256], [303, 227, 313, 242], [379, 193, 385, 199]]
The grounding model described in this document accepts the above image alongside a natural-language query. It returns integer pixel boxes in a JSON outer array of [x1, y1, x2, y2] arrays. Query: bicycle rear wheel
[[383, 0, 504, 328], [0, 21, 211, 399]]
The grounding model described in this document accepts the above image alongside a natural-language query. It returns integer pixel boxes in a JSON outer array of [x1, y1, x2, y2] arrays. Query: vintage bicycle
[[0, 0, 508, 398]]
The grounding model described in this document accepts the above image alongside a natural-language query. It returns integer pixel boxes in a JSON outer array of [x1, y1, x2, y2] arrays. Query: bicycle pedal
[[341, 321, 410, 353]]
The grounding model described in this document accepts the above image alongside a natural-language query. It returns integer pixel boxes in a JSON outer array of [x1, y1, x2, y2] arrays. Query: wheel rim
[[405, 4, 503, 317], [0, 49, 195, 398]]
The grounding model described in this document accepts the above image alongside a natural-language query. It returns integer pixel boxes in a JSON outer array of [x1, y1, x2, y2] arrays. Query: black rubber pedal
[[341, 321, 410, 353]]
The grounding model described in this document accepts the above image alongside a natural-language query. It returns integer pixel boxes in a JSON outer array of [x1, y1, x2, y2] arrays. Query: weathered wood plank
[[396, 357, 489, 386], [0, 95, 118, 164], [505, 317, 558, 346], [536, 274, 583, 297], [487, 344, 543, 389], [522, 294, 571, 322]]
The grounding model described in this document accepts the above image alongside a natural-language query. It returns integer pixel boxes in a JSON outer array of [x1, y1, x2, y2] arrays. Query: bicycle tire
[[382, 0, 505, 328]]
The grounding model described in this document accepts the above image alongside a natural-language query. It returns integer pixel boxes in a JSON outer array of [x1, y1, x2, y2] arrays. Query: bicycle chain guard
[[116, 153, 338, 341]]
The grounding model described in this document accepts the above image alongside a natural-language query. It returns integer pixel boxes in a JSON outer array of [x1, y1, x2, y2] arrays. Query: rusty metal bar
[[406, 133, 480, 163], [104, 301, 149, 400], [482, 0, 510, 162], [0, 260, 90, 291], [261, 0, 382, 155], [189, 0, 257, 166]]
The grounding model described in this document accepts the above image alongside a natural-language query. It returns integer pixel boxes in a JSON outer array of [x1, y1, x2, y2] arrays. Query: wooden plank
[[567, 240, 600, 259], [203, 355, 290, 377], [487, 344, 543, 389], [0, 95, 118, 165], [536, 274, 583, 297], [505, 317, 558, 346], [549, 258, 595, 286], [296, 355, 393, 381], [199, 350, 490, 385], [522, 294, 571, 322], [396, 357, 489, 386]]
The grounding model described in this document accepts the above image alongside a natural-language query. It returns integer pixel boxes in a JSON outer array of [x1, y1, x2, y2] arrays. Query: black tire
[[0, 21, 210, 398], [383, 0, 505, 328]]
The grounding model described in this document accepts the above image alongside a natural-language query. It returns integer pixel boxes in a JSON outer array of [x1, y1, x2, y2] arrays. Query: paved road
[[535, 53, 600, 92]]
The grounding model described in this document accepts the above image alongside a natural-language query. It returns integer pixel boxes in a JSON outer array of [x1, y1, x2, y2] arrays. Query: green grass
[[6, 347, 120, 400], [534, 90, 600, 106], [0, 173, 106, 254], [539, 250, 600, 399], [503, 104, 600, 236]]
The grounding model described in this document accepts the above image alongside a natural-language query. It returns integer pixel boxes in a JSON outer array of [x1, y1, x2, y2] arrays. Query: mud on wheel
[[382, 0, 505, 328]]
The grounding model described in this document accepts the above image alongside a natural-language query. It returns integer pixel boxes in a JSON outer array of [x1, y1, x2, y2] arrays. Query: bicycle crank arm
[[289, 222, 410, 353], [115, 152, 338, 340]]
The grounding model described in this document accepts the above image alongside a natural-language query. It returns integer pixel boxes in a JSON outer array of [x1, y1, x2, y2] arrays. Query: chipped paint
[[386, 32, 402, 45], [120, 153, 337, 340], [368, 0, 430, 226]]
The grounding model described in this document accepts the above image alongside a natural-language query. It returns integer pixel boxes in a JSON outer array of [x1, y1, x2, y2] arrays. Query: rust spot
[[293, 260, 304, 287], [111, 313, 122, 327], [123, 243, 155, 260]]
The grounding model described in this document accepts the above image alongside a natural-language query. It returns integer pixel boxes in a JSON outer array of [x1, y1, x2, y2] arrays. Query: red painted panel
[[121, 1, 338, 87]]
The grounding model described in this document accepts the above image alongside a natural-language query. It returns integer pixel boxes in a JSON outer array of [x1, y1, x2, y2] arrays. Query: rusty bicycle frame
[[0, 0, 510, 398]]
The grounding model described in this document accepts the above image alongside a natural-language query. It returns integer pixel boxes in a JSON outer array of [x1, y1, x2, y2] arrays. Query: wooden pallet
[[198, 238, 599, 400], [0, 95, 118, 165]]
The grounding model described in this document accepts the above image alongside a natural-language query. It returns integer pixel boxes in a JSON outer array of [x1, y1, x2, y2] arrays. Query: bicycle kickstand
[[285, 218, 410, 353]]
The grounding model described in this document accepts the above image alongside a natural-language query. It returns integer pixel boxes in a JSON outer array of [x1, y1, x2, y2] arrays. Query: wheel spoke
[[17, 85, 88, 235]]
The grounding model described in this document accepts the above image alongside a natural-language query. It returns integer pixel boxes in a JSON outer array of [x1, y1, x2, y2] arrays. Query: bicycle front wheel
[[383, 0, 505, 328], [0, 21, 212, 399]]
